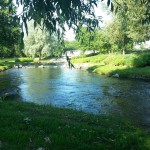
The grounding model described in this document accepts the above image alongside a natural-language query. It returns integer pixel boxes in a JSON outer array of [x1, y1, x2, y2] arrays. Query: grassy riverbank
[[0, 57, 57, 72], [0, 100, 150, 149], [0, 58, 34, 71], [0, 58, 15, 71], [71, 53, 150, 79]]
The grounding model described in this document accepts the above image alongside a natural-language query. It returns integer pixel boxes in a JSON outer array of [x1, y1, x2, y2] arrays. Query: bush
[[133, 53, 150, 67], [102, 55, 126, 66], [124, 55, 136, 67]]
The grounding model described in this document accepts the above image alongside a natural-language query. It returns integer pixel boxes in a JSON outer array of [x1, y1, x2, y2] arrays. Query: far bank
[[71, 53, 150, 80]]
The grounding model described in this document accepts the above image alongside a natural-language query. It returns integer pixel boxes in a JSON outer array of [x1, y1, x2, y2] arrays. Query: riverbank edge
[[0, 61, 59, 72], [0, 57, 67, 72], [72, 62, 150, 80], [0, 100, 150, 149], [1, 57, 150, 81]]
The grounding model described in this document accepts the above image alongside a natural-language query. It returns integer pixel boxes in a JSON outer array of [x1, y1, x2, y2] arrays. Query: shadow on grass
[[87, 65, 100, 72]]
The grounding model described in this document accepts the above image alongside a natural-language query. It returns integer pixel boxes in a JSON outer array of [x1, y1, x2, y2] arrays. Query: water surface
[[0, 68, 150, 126]]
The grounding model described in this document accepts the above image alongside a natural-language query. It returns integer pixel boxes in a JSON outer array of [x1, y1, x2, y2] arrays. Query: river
[[0, 67, 150, 127]]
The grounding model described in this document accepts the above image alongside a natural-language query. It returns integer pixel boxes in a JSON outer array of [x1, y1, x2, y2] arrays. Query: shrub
[[102, 55, 126, 66], [124, 54, 136, 67], [133, 53, 150, 67]]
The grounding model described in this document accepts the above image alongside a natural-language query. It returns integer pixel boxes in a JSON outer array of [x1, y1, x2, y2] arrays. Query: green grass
[[72, 53, 150, 79], [71, 54, 107, 64], [0, 58, 16, 71], [0, 57, 35, 71], [0, 66, 7, 71], [0, 100, 149, 150], [15, 57, 34, 63], [87, 65, 127, 75], [72, 53, 150, 67], [0, 57, 56, 71], [87, 65, 150, 79], [111, 67, 150, 79]]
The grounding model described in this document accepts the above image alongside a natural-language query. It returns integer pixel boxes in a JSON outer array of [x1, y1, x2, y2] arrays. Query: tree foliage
[[0, 0, 22, 57], [0, 0, 149, 57], [74, 0, 150, 54], [15, 0, 149, 33], [113, 0, 150, 42], [24, 21, 64, 59], [76, 27, 111, 54], [64, 41, 80, 51], [13, 0, 102, 36]]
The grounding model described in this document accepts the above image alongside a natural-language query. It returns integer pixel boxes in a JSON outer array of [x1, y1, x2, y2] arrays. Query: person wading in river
[[66, 54, 75, 69]]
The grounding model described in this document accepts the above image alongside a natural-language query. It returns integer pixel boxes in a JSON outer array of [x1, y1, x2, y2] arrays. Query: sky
[[16, 0, 112, 41]]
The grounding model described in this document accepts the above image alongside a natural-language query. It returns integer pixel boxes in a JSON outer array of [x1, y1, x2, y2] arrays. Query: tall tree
[[125, 0, 150, 42], [105, 0, 150, 54], [24, 21, 64, 59], [76, 27, 111, 54], [76, 27, 96, 52], [0, 0, 22, 57], [113, 0, 150, 43]]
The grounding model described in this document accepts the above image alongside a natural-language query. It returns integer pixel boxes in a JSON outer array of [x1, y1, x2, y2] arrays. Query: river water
[[0, 67, 150, 126]]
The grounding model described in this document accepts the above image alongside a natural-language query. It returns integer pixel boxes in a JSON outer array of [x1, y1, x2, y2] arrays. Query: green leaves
[[0, 0, 22, 57], [13, 0, 100, 36], [23, 21, 64, 58]]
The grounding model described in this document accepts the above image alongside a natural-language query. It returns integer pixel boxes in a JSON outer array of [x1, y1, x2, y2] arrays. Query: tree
[[92, 29, 111, 54], [106, 18, 133, 54], [0, 0, 22, 57], [12, 0, 149, 33], [124, 0, 150, 42], [75, 27, 111, 54], [105, 0, 150, 54], [24, 21, 64, 59], [113, 0, 150, 43], [64, 41, 80, 51], [76, 27, 96, 52]]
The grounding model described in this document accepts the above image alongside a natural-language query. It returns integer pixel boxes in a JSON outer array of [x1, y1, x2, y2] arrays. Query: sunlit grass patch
[[73, 53, 150, 79], [88, 65, 127, 75], [0, 58, 16, 70], [0, 66, 7, 71], [71, 54, 107, 64], [87, 65, 150, 79], [111, 67, 150, 79], [15, 57, 34, 62]]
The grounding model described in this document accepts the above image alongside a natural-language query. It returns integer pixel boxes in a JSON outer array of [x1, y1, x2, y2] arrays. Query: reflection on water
[[0, 68, 150, 126]]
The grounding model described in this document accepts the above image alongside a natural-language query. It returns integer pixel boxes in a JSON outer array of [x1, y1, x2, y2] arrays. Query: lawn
[[0, 100, 149, 150], [72, 53, 150, 79]]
